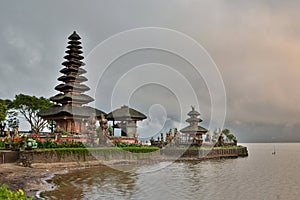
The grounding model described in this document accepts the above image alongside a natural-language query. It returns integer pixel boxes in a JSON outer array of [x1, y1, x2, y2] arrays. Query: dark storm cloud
[[0, 0, 300, 141]]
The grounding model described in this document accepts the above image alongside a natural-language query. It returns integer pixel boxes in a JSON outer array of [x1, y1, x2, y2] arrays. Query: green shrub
[[0, 183, 32, 200], [0, 140, 5, 148], [120, 146, 159, 153], [37, 140, 85, 149]]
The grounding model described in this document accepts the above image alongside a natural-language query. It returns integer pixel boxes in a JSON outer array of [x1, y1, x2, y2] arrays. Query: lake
[[42, 143, 300, 200]]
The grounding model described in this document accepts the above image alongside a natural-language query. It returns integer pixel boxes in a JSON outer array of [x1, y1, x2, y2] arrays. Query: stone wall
[[0, 150, 19, 164], [161, 146, 248, 159], [18, 149, 161, 164], [17, 146, 248, 166]]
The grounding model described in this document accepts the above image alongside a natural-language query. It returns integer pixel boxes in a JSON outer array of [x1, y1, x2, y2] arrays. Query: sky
[[0, 0, 300, 142]]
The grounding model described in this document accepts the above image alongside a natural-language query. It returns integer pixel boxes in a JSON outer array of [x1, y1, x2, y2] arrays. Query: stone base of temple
[[9, 146, 248, 167]]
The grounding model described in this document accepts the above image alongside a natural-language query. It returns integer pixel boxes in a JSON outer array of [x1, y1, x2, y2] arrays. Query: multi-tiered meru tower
[[39, 31, 105, 133], [180, 106, 208, 146]]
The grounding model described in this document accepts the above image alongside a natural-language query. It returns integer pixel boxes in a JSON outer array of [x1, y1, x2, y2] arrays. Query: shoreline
[[0, 163, 60, 199], [0, 161, 108, 199], [0, 160, 164, 199]]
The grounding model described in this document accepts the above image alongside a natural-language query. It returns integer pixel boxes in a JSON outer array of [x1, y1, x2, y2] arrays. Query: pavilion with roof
[[106, 105, 147, 138], [180, 106, 208, 146], [38, 31, 105, 133]]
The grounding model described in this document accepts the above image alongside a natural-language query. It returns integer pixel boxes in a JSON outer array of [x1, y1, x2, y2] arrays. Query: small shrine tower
[[180, 106, 208, 146], [39, 31, 105, 133]]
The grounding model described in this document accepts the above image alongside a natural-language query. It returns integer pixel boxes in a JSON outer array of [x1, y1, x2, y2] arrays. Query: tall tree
[[0, 101, 7, 122], [0, 100, 7, 135], [10, 94, 54, 133]]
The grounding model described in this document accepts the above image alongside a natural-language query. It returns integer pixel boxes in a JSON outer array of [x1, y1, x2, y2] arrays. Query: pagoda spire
[[51, 31, 93, 106], [180, 106, 208, 146], [38, 31, 106, 134]]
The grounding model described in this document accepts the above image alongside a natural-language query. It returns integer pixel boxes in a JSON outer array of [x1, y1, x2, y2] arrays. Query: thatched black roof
[[57, 75, 88, 83], [180, 125, 208, 133], [38, 105, 106, 119], [50, 93, 94, 104], [180, 106, 207, 134], [106, 105, 147, 121], [55, 83, 90, 92], [187, 109, 200, 116], [59, 67, 87, 75], [186, 117, 202, 123], [68, 31, 81, 40]]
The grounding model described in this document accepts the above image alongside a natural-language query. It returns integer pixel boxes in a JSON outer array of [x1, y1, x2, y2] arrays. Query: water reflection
[[43, 144, 300, 200], [43, 166, 137, 200]]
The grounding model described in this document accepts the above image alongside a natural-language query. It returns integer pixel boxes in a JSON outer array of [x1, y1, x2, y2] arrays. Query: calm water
[[42, 143, 300, 200]]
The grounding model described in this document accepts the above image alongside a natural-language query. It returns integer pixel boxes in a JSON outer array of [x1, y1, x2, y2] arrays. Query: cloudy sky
[[1, 0, 300, 142]]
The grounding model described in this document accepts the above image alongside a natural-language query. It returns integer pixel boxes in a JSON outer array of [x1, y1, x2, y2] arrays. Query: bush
[[0, 140, 5, 148], [37, 140, 85, 149], [115, 142, 143, 148], [120, 146, 159, 153], [0, 184, 32, 200]]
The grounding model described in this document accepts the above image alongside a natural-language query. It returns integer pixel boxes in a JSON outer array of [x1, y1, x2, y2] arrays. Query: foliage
[[0, 99, 10, 135], [114, 142, 159, 152], [0, 184, 32, 200], [10, 94, 53, 133], [226, 133, 235, 141], [50, 148, 88, 161], [37, 140, 85, 149], [107, 124, 113, 135], [61, 130, 68, 135], [0, 101, 7, 122], [47, 120, 56, 133], [221, 128, 237, 142], [2, 135, 25, 150], [6, 111, 19, 130], [221, 128, 230, 135], [212, 145, 242, 149], [115, 142, 143, 148], [120, 146, 159, 153], [0, 140, 5, 148]]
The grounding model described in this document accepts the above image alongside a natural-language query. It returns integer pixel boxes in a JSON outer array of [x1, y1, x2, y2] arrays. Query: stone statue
[[173, 128, 180, 145], [205, 131, 211, 142], [217, 132, 224, 147], [14, 126, 19, 136], [150, 137, 155, 146], [160, 133, 164, 146], [6, 128, 11, 138], [166, 129, 173, 144], [99, 113, 108, 135]]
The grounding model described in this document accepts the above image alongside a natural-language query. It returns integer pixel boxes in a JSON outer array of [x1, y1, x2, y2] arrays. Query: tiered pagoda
[[38, 31, 105, 133], [180, 106, 208, 146], [106, 105, 147, 138]]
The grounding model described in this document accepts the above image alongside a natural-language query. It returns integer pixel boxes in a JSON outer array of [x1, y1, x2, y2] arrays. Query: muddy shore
[[0, 161, 109, 199], [0, 160, 163, 199]]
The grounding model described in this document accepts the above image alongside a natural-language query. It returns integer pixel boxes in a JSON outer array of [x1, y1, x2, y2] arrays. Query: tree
[[6, 110, 19, 130], [47, 120, 56, 134], [221, 128, 237, 143], [10, 94, 54, 133], [0, 101, 7, 122], [0, 102, 7, 135], [222, 128, 230, 136], [108, 124, 113, 136], [0, 99, 11, 135]]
